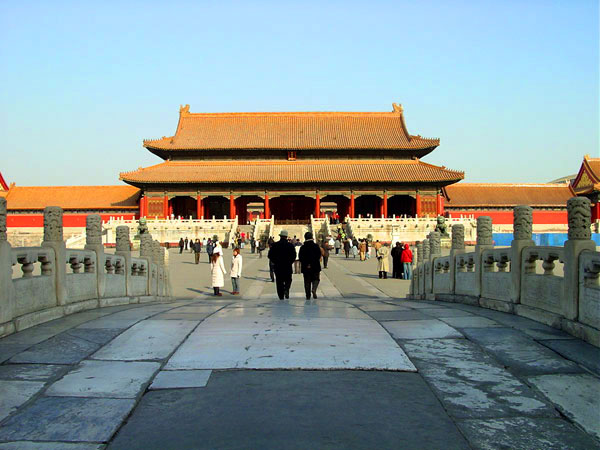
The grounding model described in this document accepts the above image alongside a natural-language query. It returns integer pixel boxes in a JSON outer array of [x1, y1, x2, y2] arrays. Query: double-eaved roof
[[143, 104, 439, 154], [120, 159, 464, 186]]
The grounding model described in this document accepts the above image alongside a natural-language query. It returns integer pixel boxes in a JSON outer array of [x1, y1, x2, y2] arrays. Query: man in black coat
[[299, 232, 322, 300], [267, 230, 296, 300]]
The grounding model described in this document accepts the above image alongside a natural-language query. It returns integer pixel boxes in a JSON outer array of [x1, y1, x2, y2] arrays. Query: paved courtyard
[[0, 247, 599, 449]]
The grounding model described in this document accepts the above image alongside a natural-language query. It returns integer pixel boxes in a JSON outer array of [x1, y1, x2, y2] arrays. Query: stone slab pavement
[[0, 248, 598, 449]]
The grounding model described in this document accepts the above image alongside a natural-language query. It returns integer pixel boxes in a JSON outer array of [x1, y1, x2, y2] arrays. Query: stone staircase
[[271, 223, 310, 241]]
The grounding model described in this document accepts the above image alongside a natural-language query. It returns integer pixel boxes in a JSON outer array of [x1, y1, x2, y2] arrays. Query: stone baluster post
[[139, 234, 153, 296], [410, 241, 423, 298], [115, 225, 133, 296], [152, 240, 162, 296], [84, 214, 103, 297], [420, 239, 430, 298], [426, 232, 441, 298], [563, 197, 595, 320], [42, 207, 67, 305], [510, 206, 534, 303], [473, 216, 494, 299], [0, 198, 16, 332], [449, 224, 466, 294]]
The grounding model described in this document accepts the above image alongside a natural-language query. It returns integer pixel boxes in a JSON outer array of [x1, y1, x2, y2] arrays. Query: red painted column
[[436, 193, 445, 216], [592, 202, 599, 222], [383, 193, 388, 218], [415, 193, 422, 217], [350, 193, 355, 218], [264, 194, 270, 219], [315, 193, 321, 218], [139, 195, 145, 218], [196, 195, 203, 219], [229, 195, 236, 219], [163, 195, 168, 219]]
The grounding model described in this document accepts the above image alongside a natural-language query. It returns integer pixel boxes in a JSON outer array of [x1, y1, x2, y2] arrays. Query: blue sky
[[1, 0, 598, 186]]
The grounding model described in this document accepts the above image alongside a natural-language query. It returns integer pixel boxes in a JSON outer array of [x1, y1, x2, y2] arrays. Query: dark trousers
[[194, 252, 200, 264], [208, 253, 212, 263], [322, 255, 329, 269], [344, 249, 349, 258], [179, 247, 183, 254], [303, 272, 320, 299], [275, 272, 292, 299], [269, 263, 275, 282]]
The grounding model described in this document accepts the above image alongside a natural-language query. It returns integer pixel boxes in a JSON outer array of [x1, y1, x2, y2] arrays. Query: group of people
[[187, 232, 412, 298], [267, 230, 323, 300]]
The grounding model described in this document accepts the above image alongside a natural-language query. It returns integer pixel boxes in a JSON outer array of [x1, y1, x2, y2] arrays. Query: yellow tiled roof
[[143, 104, 439, 151], [120, 159, 463, 185]]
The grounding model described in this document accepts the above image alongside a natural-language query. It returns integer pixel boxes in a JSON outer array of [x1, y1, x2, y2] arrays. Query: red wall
[[447, 210, 567, 225], [7, 213, 138, 228]]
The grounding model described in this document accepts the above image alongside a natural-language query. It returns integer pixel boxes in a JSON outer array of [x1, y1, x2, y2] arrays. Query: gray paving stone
[[47, 360, 161, 398], [383, 320, 464, 340], [65, 328, 124, 345], [461, 327, 583, 375], [0, 380, 45, 422], [527, 373, 600, 440], [0, 364, 67, 381], [149, 312, 210, 321], [0, 442, 103, 449], [386, 300, 440, 308], [92, 320, 197, 361], [0, 397, 135, 443], [457, 417, 599, 450], [359, 303, 410, 311], [109, 371, 470, 449], [149, 370, 212, 390], [76, 317, 141, 329], [0, 344, 29, 364], [472, 309, 575, 340], [421, 308, 475, 318], [367, 310, 432, 321], [402, 339, 557, 419], [539, 339, 600, 376], [439, 316, 502, 328], [8, 334, 100, 365]]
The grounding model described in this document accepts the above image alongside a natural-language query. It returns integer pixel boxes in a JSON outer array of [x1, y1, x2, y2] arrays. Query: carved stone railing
[[0, 204, 171, 338], [347, 216, 477, 243], [410, 197, 600, 347]]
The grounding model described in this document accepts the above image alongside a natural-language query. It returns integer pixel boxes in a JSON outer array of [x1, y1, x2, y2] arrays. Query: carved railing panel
[[481, 248, 512, 301], [579, 250, 600, 330], [521, 246, 565, 315]]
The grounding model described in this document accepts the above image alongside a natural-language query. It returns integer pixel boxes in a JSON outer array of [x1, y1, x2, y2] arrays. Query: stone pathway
[[0, 249, 598, 449]]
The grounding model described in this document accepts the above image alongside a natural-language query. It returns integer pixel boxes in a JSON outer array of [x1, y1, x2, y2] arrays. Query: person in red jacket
[[401, 243, 413, 280]]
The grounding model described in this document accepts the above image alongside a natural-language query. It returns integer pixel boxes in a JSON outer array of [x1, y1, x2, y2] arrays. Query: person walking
[[359, 239, 367, 261], [343, 238, 351, 258], [257, 239, 264, 258], [391, 242, 404, 279], [230, 247, 243, 295], [250, 237, 256, 254], [206, 239, 214, 263], [178, 238, 184, 254], [184, 237, 189, 251], [193, 239, 201, 264], [320, 239, 330, 269], [365, 238, 370, 260], [268, 230, 296, 300], [376, 243, 390, 279], [299, 232, 322, 300], [202, 237, 207, 250], [401, 243, 413, 280], [210, 250, 226, 296], [294, 240, 301, 274], [334, 238, 341, 255]]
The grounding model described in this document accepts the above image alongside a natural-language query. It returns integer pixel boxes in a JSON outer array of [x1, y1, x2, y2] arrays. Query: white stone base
[[14, 307, 64, 332], [64, 299, 99, 316]]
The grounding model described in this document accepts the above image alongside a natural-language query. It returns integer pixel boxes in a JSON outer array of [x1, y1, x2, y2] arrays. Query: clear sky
[[1, 0, 598, 186]]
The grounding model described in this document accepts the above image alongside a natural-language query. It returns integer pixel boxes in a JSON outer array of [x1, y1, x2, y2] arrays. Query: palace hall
[[119, 104, 463, 223]]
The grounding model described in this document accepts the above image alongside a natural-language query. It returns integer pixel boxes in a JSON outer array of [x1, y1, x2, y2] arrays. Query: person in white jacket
[[230, 248, 243, 295], [210, 251, 226, 296]]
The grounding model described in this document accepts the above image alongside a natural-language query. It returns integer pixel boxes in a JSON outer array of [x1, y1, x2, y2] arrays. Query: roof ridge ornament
[[392, 103, 403, 113], [180, 104, 190, 115]]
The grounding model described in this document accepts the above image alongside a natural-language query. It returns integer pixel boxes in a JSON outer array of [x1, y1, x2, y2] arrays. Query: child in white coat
[[210, 251, 226, 296], [231, 248, 243, 295]]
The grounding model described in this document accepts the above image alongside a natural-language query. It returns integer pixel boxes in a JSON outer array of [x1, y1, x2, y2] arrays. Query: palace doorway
[[270, 196, 314, 224]]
